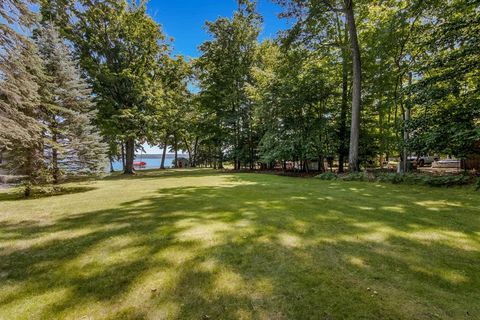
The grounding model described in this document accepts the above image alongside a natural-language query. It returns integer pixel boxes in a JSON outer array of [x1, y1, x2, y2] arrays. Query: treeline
[[1, 0, 478, 186], [39, 0, 194, 175], [1, 0, 193, 189], [192, 0, 479, 172]]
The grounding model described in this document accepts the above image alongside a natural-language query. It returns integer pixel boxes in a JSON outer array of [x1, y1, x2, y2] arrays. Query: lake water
[[111, 155, 177, 171]]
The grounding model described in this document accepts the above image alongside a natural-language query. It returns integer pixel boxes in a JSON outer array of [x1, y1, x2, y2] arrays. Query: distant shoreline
[[134, 154, 188, 159]]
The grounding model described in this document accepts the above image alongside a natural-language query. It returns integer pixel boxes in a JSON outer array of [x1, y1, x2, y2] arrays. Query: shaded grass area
[[0, 185, 97, 201], [0, 169, 479, 319]]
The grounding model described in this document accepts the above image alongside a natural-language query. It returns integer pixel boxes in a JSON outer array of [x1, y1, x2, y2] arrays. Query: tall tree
[[0, 0, 39, 150], [148, 56, 192, 169], [0, 0, 36, 48], [43, 0, 170, 174], [35, 22, 107, 181], [277, 0, 363, 171], [0, 42, 47, 196], [343, 0, 362, 171], [408, 0, 480, 159], [196, 0, 261, 170], [250, 41, 335, 171]]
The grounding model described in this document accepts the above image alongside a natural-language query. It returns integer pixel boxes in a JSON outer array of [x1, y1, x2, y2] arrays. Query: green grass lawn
[[0, 169, 479, 319]]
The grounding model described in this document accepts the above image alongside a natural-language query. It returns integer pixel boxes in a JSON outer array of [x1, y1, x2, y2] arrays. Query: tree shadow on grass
[[0, 173, 479, 319], [0, 185, 97, 202], [104, 168, 219, 181]]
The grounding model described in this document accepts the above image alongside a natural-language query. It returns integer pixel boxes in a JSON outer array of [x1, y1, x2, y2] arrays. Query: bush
[[376, 172, 472, 187], [476, 178, 480, 191], [316, 172, 337, 180], [339, 172, 368, 181], [376, 173, 405, 184], [402, 173, 426, 185], [419, 174, 472, 187], [316, 171, 474, 188]]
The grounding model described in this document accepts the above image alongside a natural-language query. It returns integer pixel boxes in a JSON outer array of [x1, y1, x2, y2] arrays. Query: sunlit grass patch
[[0, 169, 479, 319]]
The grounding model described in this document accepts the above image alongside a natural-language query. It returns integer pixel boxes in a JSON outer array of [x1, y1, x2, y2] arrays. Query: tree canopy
[[1, 0, 478, 185]]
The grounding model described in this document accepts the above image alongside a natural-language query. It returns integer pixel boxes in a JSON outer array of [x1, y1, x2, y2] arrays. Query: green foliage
[[316, 171, 474, 187], [1, 5, 109, 192], [407, 0, 480, 158], [339, 172, 369, 182], [0, 0, 36, 48], [420, 174, 472, 187], [38, 0, 479, 174], [34, 22, 108, 179], [251, 43, 337, 167], [374, 172, 472, 187], [264, 0, 479, 168], [5, 0, 476, 179], [195, 0, 260, 168], [0, 38, 49, 191], [0, 41, 44, 151], [49, 0, 172, 173], [376, 173, 409, 184], [316, 172, 337, 180]]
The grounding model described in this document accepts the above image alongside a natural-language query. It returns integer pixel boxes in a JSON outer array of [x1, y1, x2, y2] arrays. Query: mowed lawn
[[0, 170, 479, 320]]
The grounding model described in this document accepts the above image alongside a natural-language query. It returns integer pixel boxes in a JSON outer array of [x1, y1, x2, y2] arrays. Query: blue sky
[[143, 0, 290, 153], [147, 0, 290, 59]]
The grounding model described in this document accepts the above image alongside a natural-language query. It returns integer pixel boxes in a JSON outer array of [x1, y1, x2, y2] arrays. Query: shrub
[[476, 178, 480, 191], [314, 170, 474, 188], [419, 174, 471, 187], [377, 172, 472, 187], [402, 173, 425, 185], [340, 172, 368, 181], [376, 173, 405, 184], [316, 172, 337, 180]]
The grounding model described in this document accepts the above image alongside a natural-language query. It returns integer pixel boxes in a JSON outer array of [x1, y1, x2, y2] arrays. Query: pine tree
[[64, 111, 108, 175], [0, 41, 49, 196], [35, 22, 107, 182], [0, 44, 42, 150], [0, 0, 36, 49]]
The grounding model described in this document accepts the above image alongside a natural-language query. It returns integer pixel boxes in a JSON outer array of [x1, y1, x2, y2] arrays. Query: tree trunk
[[124, 138, 135, 174], [318, 156, 325, 173], [345, 0, 362, 172], [234, 103, 240, 171], [192, 136, 199, 167], [110, 157, 114, 172], [121, 142, 126, 171], [183, 137, 192, 167], [338, 69, 348, 172], [248, 112, 254, 170], [213, 146, 218, 169], [338, 25, 349, 173], [24, 149, 34, 197], [208, 145, 213, 168], [174, 135, 178, 168], [52, 132, 59, 184], [379, 102, 385, 169], [402, 72, 412, 173], [218, 148, 224, 169], [160, 133, 168, 169]]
